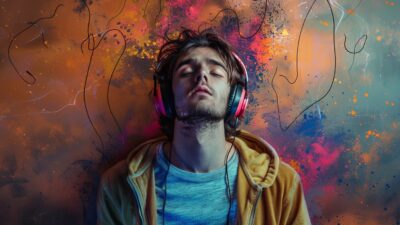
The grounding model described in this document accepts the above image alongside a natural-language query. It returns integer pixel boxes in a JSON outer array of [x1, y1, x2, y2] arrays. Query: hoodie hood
[[127, 129, 280, 188]]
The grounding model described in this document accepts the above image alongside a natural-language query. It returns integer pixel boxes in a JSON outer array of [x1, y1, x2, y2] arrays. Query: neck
[[164, 119, 235, 173]]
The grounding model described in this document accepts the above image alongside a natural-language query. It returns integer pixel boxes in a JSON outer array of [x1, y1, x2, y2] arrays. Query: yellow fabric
[[97, 129, 312, 225]]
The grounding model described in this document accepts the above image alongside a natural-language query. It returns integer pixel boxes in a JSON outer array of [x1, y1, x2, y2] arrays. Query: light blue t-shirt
[[154, 143, 239, 225]]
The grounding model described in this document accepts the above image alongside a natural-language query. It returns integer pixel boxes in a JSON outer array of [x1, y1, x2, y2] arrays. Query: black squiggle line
[[197, 21, 210, 33], [271, 0, 337, 131], [154, 0, 161, 21], [281, 0, 317, 85], [106, 32, 126, 134], [205, 0, 269, 39], [81, 1, 126, 156], [7, 4, 63, 85], [344, 34, 367, 54], [156, 0, 163, 22], [81, 2, 105, 156], [143, 0, 150, 17], [23, 23, 47, 47], [143, 0, 163, 24], [106, 0, 127, 27], [344, 34, 367, 71]]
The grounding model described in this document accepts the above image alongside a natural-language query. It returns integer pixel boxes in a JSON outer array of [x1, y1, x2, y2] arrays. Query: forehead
[[174, 47, 226, 69]]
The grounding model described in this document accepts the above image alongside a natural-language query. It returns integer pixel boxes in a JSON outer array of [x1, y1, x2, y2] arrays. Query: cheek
[[172, 80, 188, 103], [221, 84, 232, 102]]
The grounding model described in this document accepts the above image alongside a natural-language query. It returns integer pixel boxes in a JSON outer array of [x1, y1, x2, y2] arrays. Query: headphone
[[153, 52, 248, 122]]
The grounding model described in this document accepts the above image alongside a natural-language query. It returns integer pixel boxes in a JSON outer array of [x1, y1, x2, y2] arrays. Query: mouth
[[190, 85, 212, 96], [194, 90, 210, 95]]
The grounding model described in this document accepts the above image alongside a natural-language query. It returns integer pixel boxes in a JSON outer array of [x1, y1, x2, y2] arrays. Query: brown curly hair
[[154, 28, 245, 140]]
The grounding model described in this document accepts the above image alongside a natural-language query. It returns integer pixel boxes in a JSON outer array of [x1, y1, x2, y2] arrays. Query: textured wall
[[0, 0, 399, 224]]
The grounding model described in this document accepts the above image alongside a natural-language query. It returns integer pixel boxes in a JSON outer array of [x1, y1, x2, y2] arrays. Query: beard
[[175, 103, 227, 127]]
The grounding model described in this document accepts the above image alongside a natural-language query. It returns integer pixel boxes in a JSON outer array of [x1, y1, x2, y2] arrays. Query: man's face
[[172, 47, 231, 123]]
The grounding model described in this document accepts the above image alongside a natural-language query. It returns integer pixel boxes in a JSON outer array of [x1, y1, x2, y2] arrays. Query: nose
[[194, 67, 208, 84]]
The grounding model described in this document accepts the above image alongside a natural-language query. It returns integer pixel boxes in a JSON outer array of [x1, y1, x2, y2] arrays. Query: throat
[[164, 138, 237, 173]]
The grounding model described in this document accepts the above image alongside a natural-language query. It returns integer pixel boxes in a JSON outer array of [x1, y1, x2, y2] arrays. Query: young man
[[97, 29, 312, 225]]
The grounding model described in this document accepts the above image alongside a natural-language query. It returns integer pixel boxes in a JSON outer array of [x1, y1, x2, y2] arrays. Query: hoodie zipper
[[127, 177, 147, 225], [247, 187, 262, 225]]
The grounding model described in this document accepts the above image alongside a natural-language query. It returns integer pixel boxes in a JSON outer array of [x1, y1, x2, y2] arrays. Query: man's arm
[[97, 176, 123, 225], [281, 173, 312, 225]]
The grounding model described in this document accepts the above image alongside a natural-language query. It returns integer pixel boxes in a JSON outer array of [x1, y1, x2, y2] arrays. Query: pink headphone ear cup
[[153, 84, 167, 117], [229, 52, 248, 119], [234, 87, 248, 118]]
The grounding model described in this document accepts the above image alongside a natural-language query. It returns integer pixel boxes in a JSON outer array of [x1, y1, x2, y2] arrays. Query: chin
[[176, 103, 225, 122], [190, 102, 216, 112]]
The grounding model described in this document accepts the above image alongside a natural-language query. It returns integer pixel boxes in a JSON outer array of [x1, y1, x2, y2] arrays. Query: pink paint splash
[[301, 141, 342, 190], [167, 0, 191, 7], [185, 5, 201, 20], [280, 137, 344, 191]]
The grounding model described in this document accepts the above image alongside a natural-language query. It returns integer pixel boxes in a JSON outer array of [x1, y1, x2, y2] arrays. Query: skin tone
[[163, 47, 237, 173]]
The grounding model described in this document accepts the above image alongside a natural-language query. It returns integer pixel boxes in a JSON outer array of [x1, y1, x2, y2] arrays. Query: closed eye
[[210, 69, 226, 77], [211, 72, 223, 77], [180, 72, 193, 77]]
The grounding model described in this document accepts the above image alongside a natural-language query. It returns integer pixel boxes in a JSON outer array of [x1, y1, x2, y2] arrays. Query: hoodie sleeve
[[97, 160, 142, 225], [97, 176, 123, 225], [281, 173, 312, 225]]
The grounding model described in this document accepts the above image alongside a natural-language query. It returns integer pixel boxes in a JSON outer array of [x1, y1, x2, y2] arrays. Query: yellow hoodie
[[97, 129, 312, 225]]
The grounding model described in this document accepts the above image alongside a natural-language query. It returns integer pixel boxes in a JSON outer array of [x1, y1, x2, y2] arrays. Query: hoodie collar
[[232, 129, 280, 188], [126, 130, 280, 187]]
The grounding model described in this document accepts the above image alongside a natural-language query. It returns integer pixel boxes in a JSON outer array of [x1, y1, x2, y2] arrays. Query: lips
[[190, 85, 212, 96]]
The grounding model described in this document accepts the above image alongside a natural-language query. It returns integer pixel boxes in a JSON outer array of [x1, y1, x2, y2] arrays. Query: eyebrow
[[175, 58, 228, 74]]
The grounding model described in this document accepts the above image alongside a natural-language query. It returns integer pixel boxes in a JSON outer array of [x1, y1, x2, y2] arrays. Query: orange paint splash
[[349, 109, 357, 117]]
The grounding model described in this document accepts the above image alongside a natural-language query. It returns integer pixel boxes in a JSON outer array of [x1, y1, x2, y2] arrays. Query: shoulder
[[278, 161, 300, 180], [100, 160, 129, 186], [98, 159, 131, 203], [274, 160, 302, 190]]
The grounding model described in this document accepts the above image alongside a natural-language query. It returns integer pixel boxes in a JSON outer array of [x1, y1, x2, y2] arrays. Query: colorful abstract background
[[0, 0, 399, 224]]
